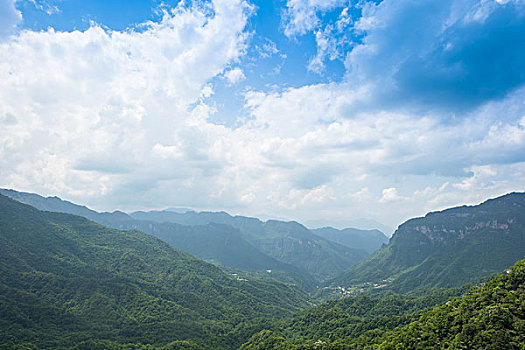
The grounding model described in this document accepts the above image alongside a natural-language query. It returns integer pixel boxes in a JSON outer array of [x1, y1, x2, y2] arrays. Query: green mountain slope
[[132, 209, 369, 281], [0, 194, 309, 349], [1, 189, 368, 283], [0, 189, 316, 290], [311, 226, 388, 253], [378, 259, 525, 349], [114, 220, 317, 291], [240, 259, 525, 349], [335, 192, 525, 292], [257, 220, 367, 280], [239, 288, 466, 349]]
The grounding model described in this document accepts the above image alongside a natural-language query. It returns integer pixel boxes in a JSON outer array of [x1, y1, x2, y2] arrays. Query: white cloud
[[256, 38, 279, 58], [1, 0, 524, 230], [0, 0, 21, 39], [28, 0, 60, 15], [282, 0, 346, 37], [306, 7, 354, 74], [380, 187, 402, 203], [232, 82, 525, 226], [224, 67, 246, 84], [0, 0, 252, 201]]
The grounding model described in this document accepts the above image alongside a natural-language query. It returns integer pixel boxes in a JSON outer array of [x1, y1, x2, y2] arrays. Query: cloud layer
[[346, 0, 525, 112], [1, 0, 524, 229]]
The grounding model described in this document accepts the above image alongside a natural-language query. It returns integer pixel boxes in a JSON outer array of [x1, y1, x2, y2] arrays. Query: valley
[[1, 190, 524, 349]]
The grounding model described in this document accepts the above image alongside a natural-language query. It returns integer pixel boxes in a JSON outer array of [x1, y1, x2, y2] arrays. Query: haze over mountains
[[311, 227, 388, 254], [0, 189, 386, 289]]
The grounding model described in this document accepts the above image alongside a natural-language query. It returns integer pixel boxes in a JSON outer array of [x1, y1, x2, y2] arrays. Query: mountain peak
[[337, 192, 525, 292]]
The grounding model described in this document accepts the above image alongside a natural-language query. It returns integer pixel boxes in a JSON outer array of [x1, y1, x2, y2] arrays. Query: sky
[[1, 0, 524, 232]]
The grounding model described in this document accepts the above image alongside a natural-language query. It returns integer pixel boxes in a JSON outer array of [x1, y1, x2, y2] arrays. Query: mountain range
[[0, 189, 387, 287], [0, 194, 309, 349], [1, 189, 525, 349], [311, 226, 388, 254]]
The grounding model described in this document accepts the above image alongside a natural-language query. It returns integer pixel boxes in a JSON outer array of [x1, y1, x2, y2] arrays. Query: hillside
[[132, 209, 369, 281], [0, 189, 369, 282], [379, 259, 525, 349], [0, 189, 316, 289], [114, 220, 317, 291], [335, 192, 525, 292], [257, 220, 367, 280], [0, 194, 309, 349], [240, 259, 525, 349]]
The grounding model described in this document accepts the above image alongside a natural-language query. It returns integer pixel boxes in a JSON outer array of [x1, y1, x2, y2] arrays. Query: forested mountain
[[0, 194, 309, 349], [311, 226, 388, 253], [132, 209, 369, 281], [114, 220, 317, 291], [379, 259, 525, 349], [0, 189, 369, 283], [240, 259, 525, 349], [335, 192, 525, 292], [0, 188, 101, 221], [2, 190, 525, 349]]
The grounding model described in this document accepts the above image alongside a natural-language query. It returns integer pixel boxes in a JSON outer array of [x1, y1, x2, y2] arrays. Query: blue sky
[[1, 0, 524, 231]]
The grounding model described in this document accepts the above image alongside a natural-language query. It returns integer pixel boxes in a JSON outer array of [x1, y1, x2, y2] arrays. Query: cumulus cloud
[[0, 0, 252, 203], [1, 0, 524, 229], [224, 67, 246, 84], [281, 0, 346, 37], [236, 81, 525, 226], [380, 187, 402, 203], [282, 0, 525, 111]]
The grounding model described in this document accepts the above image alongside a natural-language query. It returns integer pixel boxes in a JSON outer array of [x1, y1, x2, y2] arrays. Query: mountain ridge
[[0, 193, 309, 349], [311, 226, 388, 253], [0, 188, 373, 283], [334, 192, 525, 292]]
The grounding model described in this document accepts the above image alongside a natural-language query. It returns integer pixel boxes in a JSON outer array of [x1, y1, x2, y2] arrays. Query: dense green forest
[[241, 259, 525, 349], [1, 191, 524, 349], [336, 192, 525, 292], [0, 189, 373, 287], [0, 194, 309, 349]]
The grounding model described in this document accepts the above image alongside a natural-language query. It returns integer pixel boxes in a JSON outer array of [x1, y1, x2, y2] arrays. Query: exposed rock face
[[336, 192, 525, 292]]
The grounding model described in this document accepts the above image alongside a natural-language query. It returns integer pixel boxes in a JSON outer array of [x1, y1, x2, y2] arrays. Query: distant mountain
[[164, 207, 194, 213], [0, 190, 369, 282], [257, 220, 368, 280], [1, 189, 362, 286], [131, 209, 369, 281], [344, 218, 394, 236], [311, 226, 388, 253], [0, 188, 99, 219], [130, 209, 268, 236], [305, 217, 394, 236], [335, 192, 525, 292], [0, 189, 314, 289], [113, 220, 317, 291], [0, 194, 308, 349]]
